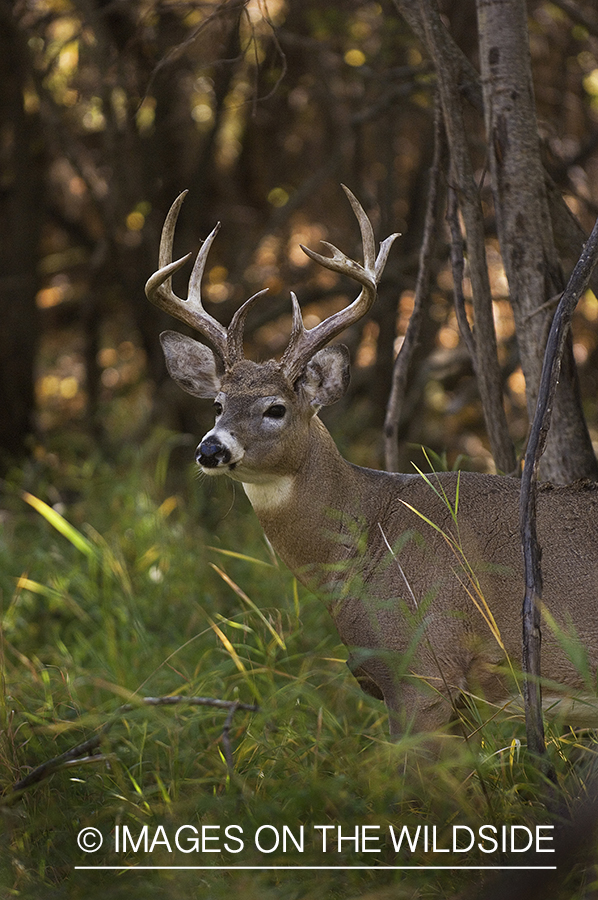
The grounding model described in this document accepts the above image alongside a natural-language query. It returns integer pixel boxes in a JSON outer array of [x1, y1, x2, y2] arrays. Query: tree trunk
[[0, 4, 44, 468], [393, 0, 598, 483], [419, 0, 517, 475], [476, 0, 597, 482]]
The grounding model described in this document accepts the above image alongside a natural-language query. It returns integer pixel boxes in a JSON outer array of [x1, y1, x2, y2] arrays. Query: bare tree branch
[[418, 0, 516, 475], [520, 214, 598, 757], [390, 0, 484, 112], [476, 0, 597, 483], [7, 695, 259, 800], [446, 185, 476, 363], [549, 0, 598, 40], [384, 100, 446, 471]]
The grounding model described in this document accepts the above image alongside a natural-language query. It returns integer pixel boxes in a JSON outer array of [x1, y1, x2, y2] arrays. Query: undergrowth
[[0, 431, 597, 899]]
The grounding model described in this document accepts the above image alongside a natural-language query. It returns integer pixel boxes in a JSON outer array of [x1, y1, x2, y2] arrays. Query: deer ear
[[298, 344, 350, 408], [160, 331, 223, 398]]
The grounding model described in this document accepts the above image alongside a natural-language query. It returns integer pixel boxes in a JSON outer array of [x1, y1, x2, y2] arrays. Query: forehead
[[220, 360, 295, 401]]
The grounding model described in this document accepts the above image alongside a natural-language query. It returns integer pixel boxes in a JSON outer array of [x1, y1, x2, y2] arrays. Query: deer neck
[[242, 417, 363, 588]]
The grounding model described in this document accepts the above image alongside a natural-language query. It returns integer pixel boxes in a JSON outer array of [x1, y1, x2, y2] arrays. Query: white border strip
[[75, 865, 557, 871]]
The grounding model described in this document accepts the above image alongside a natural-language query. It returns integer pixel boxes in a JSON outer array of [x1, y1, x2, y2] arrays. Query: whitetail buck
[[146, 187, 598, 737]]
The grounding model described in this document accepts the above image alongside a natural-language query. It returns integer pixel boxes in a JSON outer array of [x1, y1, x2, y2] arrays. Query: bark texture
[[392, 0, 598, 483], [420, 0, 517, 475], [477, 0, 598, 482]]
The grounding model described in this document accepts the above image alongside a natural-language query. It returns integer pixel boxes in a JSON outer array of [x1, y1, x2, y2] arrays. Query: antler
[[145, 191, 267, 369], [280, 185, 400, 383], [147, 187, 399, 377], [145, 191, 227, 365]]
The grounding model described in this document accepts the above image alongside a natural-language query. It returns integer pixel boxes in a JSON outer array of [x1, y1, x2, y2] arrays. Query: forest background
[[2, 0, 598, 898], [3, 0, 598, 479]]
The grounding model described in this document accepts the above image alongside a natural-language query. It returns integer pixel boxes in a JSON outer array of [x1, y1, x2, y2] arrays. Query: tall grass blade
[[210, 563, 286, 649], [22, 492, 96, 560], [207, 546, 274, 568]]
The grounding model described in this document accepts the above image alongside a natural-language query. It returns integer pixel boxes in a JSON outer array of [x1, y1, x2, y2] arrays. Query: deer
[[146, 186, 598, 739]]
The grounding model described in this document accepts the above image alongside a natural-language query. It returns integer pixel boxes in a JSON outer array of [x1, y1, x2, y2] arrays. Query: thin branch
[[384, 99, 446, 471], [549, 0, 598, 40], [141, 0, 248, 101], [249, 2, 287, 106], [446, 184, 476, 362], [8, 695, 258, 800], [417, 0, 516, 476], [392, 0, 598, 301], [520, 213, 598, 759]]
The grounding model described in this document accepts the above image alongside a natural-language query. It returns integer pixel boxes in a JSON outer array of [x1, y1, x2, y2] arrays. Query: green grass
[[0, 432, 597, 898]]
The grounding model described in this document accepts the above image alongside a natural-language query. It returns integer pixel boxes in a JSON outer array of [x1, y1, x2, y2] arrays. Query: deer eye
[[213, 401, 223, 416], [264, 404, 286, 419]]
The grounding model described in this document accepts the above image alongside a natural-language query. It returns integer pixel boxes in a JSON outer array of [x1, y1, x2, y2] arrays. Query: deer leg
[[386, 682, 456, 738], [347, 651, 457, 738]]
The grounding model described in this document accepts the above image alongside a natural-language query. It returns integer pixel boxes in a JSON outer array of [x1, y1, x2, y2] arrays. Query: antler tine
[[281, 187, 400, 383], [278, 291, 308, 369], [145, 191, 228, 365], [342, 184, 376, 270], [158, 189, 187, 269], [226, 288, 270, 365]]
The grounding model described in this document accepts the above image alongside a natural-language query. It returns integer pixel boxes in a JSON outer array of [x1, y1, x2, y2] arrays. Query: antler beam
[[145, 191, 230, 366], [147, 186, 399, 379], [280, 185, 400, 382]]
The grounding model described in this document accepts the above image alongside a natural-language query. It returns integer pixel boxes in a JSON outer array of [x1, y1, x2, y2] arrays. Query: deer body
[[207, 395, 598, 734], [147, 189, 598, 736]]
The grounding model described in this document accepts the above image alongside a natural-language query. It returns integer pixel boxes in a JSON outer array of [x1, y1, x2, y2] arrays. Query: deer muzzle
[[196, 436, 232, 468]]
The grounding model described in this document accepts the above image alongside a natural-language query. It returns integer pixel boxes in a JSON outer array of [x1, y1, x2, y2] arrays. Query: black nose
[[196, 436, 231, 468]]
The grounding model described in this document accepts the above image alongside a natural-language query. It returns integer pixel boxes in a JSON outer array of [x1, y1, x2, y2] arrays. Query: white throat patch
[[243, 476, 295, 512]]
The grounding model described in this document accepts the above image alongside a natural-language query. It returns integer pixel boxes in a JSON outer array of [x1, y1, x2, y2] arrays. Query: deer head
[[146, 187, 399, 486]]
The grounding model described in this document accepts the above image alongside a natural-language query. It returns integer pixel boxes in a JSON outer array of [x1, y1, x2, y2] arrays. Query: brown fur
[[165, 350, 598, 736], [150, 190, 598, 737]]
